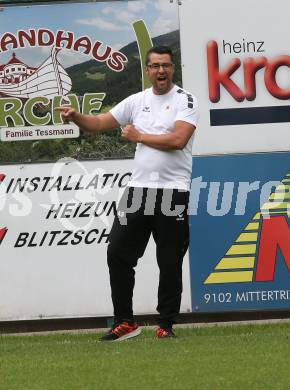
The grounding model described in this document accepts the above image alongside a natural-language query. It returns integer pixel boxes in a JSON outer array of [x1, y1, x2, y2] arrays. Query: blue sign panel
[[189, 152, 290, 312]]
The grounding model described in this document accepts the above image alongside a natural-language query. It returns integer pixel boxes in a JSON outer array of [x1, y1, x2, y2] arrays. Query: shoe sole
[[114, 328, 141, 342]]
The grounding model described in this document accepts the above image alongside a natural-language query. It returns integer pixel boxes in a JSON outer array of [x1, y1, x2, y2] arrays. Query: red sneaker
[[156, 327, 176, 338], [100, 322, 141, 342]]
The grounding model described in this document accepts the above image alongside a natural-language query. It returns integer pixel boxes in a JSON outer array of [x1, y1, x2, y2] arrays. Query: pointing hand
[[55, 106, 77, 123]]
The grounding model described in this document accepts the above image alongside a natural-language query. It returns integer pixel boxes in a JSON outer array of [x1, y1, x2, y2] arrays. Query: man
[[57, 46, 198, 341]]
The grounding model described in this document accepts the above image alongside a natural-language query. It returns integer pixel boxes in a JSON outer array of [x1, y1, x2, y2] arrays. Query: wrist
[[72, 111, 80, 120], [138, 133, 143, 143]]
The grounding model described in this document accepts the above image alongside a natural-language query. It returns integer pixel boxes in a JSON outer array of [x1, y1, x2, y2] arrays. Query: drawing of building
[[0, 53, 37, 84]]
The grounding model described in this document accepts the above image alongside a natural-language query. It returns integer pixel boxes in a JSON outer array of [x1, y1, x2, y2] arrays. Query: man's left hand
[[121, 125, 142, 143]]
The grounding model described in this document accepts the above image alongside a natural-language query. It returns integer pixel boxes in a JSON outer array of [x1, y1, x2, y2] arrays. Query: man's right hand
[[55, 106, 77, 123], [54, 107, 119, 134]]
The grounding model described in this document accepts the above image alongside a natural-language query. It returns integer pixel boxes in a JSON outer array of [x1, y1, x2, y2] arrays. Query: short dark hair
[[145, 46, 174, 65]]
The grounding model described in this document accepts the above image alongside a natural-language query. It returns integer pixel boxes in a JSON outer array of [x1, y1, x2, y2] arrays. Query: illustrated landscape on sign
[[0, 30, 181, 163]]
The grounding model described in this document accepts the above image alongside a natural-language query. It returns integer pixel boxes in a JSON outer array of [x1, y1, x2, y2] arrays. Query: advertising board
[[189, 152, 290, 312], [0, 0, 182, 164], [180, 0, 290, 155], [179, 0, 290, 312], [0, 158, 192, 320]]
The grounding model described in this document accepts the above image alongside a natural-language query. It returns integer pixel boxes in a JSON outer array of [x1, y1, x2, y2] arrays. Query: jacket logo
[[142, 106, 150, 112]]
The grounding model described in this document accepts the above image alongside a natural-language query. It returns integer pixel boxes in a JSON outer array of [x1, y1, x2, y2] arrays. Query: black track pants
[[107, 187, 189, 328]]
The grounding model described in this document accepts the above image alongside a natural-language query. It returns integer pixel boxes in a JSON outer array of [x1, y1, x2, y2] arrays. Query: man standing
[[57, 46, 198, 341]]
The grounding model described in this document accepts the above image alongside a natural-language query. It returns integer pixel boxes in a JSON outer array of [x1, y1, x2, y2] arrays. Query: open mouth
[[157, 76, 167, 82]]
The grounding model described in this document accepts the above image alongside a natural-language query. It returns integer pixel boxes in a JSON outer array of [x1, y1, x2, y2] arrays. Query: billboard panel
[[0, 159, 192, 320], [180, 0, 290, 155], [0, 0, 182, 163], [189, 152, 290, 312], [179, 0, 290, 312]]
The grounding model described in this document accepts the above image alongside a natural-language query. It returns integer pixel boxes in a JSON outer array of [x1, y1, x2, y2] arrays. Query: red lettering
[[264, 56, 290, 99], [0, 28, 123, 72], [207, 40, 244, 103], [56, 30, 74, 50], [243, 57, 268, 100], [207, 41, 290, 102], [92, 41, 111, 62], [107, 51, 127, 72], [18, 29, 36, 48], [0, 33, 18, 52], [256, 216, 290, 281], [73, 36, 91, 54], [38, 29, 54, 46], [0, 227, 8, 245]]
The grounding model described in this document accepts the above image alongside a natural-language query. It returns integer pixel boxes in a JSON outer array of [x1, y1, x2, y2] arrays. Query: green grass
[[1, 324, 290, 390]]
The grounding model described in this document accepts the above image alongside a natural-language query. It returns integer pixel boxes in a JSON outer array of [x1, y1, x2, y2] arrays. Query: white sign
[[180, 0, 290, 155], [0, 124, 79, 141], [0, 159, 192, 321]]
